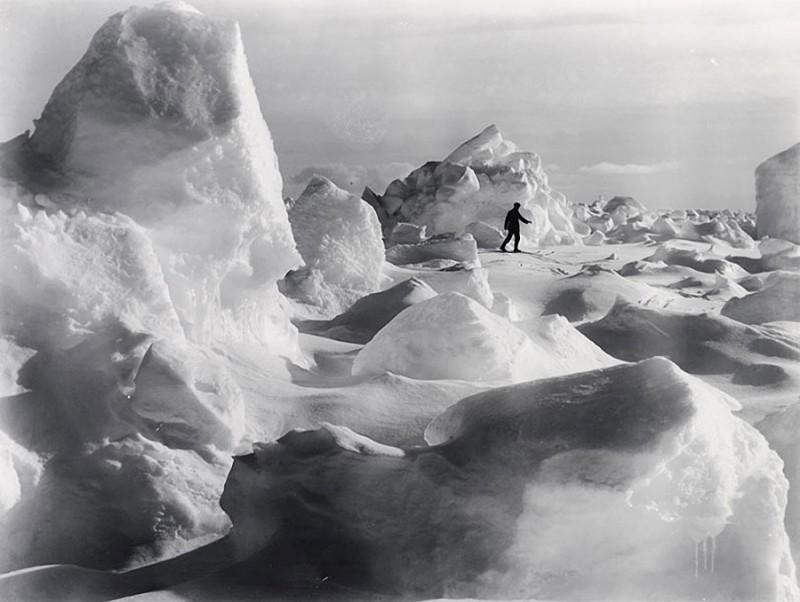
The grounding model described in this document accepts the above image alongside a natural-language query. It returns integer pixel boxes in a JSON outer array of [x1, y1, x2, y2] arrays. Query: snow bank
[[722, 271, 800, 324], [218, 358, 796, 601], [756, 142, 800, 244], [414, 264, 494, 308], [287, 176, 384, 313]]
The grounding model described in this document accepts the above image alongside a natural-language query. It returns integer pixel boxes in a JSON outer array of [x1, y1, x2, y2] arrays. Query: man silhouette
[[500, 202, 531, 253]]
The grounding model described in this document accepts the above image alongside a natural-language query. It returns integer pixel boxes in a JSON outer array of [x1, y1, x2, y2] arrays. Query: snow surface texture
[[217, 358, 796, 601], [353, 292, 615, 382], [756, 142, 800, 244], [372, 125, 583, 246], [0, 2, 302, 571], [722, 271, 800, 324], [1, 0, 301, 351], [287, 176, 385, 314], [298, 277, 437, 344]]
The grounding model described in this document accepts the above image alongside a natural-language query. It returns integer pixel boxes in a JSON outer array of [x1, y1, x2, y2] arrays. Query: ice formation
[[298, 278, 437, 344], [0, 1, 300, 351], [0, 1, 302, 571], [370, 125, 582, 245], [214, 358, 796, 601], [756, 142, 800, 244], [287, 176, 384, 313], [722, 271, 800, 324], [353, 292, 611, 382]]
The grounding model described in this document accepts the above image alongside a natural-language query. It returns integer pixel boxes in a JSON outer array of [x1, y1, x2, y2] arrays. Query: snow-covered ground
[[2, 3, 800, 602]]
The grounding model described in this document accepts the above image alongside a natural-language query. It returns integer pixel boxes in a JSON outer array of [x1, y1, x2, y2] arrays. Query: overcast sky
[[1, 0, 799, 209]]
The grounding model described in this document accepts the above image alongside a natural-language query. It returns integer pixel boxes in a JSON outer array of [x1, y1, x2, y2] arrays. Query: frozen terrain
[[1, 3, 800, 602]]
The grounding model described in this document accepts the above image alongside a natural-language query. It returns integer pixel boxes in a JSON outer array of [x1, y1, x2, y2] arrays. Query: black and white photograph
[[0, 0, 799, 600]]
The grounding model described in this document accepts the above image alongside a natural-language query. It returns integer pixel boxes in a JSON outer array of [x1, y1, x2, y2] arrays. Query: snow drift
[[217, 358, 796, 601]]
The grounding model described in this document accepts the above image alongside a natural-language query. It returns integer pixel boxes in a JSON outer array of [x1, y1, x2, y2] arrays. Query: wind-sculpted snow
[[353, 292, 614, 383], [298, 278, 437, 344], [722, 271, 800, 324], [579, 300, 800, 419], [286, 176, 385, 314], [215, 358, 796, 601], [0, 1, 301, 351], [372, 125, 582, 245], [756, 142, 800, 244]]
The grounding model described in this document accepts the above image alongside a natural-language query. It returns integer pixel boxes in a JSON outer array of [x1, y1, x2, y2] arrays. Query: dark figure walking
[[500, 202, 531, 252]]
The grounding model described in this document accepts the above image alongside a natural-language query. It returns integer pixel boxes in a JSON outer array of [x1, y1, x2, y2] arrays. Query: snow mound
[[1, 1, 300, 352], [353, 292, 605, 383], [298, 278, 437, 344], [372, 125, 582, 245], [414, 264, 494, 308], [287, 176, 384, 313], [722, 271, 800, 324], [217, 358, 796, 601], [756, 142, 800, 244], [463, 220, 505, 249]]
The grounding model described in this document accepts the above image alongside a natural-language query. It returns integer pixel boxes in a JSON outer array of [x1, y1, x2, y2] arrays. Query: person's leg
[[512, 231, 521, 252], [500, 231, 513, 251]]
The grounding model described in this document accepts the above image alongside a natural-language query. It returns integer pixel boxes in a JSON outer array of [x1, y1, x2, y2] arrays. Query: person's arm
[[520, 214, 532, 224]]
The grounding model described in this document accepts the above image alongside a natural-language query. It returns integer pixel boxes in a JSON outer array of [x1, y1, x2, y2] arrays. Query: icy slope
[[213, 358, 796, 601]]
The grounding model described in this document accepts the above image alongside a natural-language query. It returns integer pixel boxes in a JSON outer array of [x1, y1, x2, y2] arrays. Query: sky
[[1, 0, 799, 209]]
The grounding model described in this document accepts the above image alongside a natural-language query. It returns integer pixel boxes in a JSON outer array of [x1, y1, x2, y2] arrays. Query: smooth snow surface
[[353, 292, 614, 383]]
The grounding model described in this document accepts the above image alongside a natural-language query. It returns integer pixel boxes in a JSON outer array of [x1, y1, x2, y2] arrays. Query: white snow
[[14, 1, 301, 352], [287, 176, 385, 313], [353, 292, 613, 383], [0, 201, 183, 350], [722, 270, 800, 324], [376, 125, 582, 246]]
